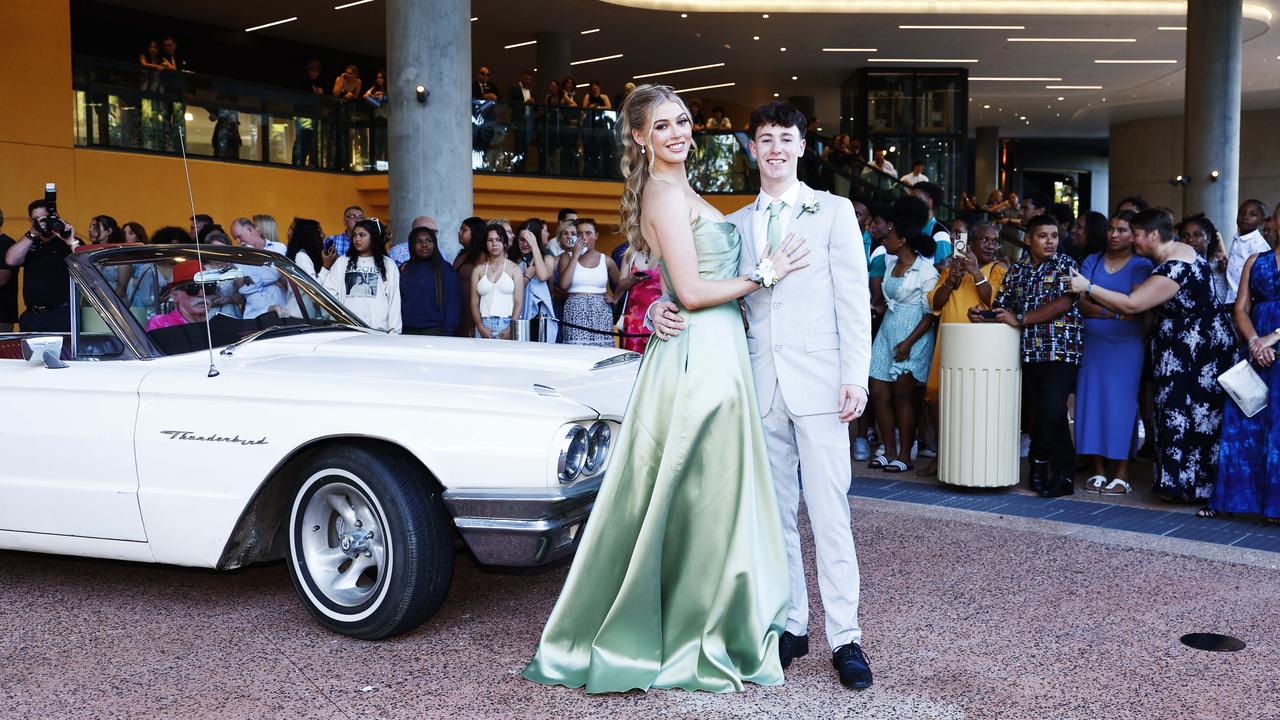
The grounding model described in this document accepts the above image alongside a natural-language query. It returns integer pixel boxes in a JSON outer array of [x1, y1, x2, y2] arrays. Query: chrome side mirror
[[20, 337, 69, 369]]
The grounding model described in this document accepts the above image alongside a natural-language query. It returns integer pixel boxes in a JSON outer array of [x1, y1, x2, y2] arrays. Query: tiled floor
[[849, 474, 1280, 553]]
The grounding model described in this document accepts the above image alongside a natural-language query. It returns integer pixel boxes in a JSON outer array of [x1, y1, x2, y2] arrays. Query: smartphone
[[976, 309, 999, 320], [324, 237, 335, 252], [633, 271, 650, 279], [954, 231, 968, 257]]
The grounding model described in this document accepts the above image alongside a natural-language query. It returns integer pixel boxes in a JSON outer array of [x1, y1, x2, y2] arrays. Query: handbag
[[1218, 359, 1269, 418]]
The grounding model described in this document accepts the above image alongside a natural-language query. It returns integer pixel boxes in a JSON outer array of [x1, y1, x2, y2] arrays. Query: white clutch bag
[[1219, 359, 1269, 418]]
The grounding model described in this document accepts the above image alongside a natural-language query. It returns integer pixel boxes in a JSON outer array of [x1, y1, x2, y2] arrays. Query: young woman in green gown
[[522, 85, 810, 694]]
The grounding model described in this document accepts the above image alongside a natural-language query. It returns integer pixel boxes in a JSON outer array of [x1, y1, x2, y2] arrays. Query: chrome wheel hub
[[299, 481, 389, 608]]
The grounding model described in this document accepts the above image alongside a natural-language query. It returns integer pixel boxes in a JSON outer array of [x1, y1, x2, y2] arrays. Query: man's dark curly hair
[[748, 102, 807, 140]]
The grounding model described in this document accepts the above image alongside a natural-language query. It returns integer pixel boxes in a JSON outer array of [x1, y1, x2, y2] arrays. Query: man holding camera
[[3, 199, 81, 332]]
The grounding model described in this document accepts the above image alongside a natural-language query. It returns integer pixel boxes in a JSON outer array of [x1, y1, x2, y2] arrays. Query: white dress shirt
[[1226, 229, 1270, 302], [900, 171, 929, 187], [752, 181, 803, 259]]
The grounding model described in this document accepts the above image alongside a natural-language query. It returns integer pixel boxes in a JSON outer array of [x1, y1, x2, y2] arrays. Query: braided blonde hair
[[618, 84, 692, 257]]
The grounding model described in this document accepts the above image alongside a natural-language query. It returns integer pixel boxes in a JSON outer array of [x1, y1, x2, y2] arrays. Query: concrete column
[[974, 126, 1000, 197], [536, 32, 571, 96], [1183, 0, 1241, 245], [387, 0, 471, 262]]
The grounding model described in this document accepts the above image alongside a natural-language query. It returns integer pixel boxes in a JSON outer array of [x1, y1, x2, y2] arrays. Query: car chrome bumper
[[441, 476, 601, 567]]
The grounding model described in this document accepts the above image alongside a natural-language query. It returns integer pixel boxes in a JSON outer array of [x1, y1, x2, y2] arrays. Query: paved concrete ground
[[3, 498, 1278, 720]]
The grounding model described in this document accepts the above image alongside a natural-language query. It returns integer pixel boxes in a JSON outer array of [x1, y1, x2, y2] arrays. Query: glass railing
[[72, 56, 754, 192]]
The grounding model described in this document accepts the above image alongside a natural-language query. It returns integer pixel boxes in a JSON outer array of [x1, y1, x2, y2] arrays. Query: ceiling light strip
[[580, 28, 601, 34], [867, 58, 979, 63], [674, 81, 736, 93], [333, 0, 374, 8], [822, 48, 877, 52], [970, 76, 1062, 81], [633, 62, 726, 79], [1094, 59, 1178, 64], [900, 24, 1024, 29], [1046, 85, 1103, 89], [504, 40, 538, 49], [1158, 26, 1187, 30], [570, 53, 625, 66], [245, 16, 298, 32], [1007, 37, 1135, 42]]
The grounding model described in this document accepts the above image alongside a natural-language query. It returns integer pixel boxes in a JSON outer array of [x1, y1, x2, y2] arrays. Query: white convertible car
[[0, 244, 639, 639]]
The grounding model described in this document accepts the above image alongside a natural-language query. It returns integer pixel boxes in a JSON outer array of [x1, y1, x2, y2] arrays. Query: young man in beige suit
[[652, 102, 873, 689]]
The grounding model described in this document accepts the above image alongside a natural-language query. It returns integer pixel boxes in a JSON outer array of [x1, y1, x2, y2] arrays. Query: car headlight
[[584, 421, 611, 474], [558, 426, 589, 483]]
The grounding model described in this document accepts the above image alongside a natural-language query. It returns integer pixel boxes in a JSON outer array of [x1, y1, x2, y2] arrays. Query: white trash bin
[[938, 323, 1022, 488]]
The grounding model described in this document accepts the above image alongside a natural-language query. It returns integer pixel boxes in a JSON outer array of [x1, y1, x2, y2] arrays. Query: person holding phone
[[919, 223, 1007, 476]]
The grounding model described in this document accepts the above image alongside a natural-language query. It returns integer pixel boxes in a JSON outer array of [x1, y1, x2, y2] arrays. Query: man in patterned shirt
[[970, 214, 1082, 498]]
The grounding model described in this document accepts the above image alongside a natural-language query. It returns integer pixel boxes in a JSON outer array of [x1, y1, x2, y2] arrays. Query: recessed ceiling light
[[868, 58, 979, 63], [580, 28, 601, 35], [779, 47, 787, 51], [822, 48, 877, 52], [753, 35, 760, 40], [982, 104, 991, 109], [504, 40, 537, 49], [633, 62, 726, 79], [1046, 85, 1103, 89], [791, 75, 798, 80], [762, 13, 769, 18], [470, 16, 478, 21], [1007, 37, 1135, 43], [570, 53, 624, 66], [680, 13, 687, 17], [773, 92, 780, 97], [900, 24, 1024, 30], [333, 0, 373, 8], [970, 76, 1062, 81], [1094, 59, 1178, 64], [1057, 96, 1065, 100], [245, 16, 297, 32], [1158, 26, 1188, 31], [674, 81, 736, 93]]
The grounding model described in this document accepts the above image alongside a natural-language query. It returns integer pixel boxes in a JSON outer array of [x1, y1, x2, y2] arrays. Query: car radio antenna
[[176, 125, 220, 378]]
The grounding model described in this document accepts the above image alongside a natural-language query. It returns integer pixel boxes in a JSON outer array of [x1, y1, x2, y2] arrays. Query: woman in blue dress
[[1211, 246, 1280, 521], [1076, 210, 1153, 495]]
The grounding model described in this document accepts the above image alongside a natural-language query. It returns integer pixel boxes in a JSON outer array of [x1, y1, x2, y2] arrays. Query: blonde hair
[[555, 220, 577, 241], [618, 84, 692, 256], [252, 214, 279, 244]]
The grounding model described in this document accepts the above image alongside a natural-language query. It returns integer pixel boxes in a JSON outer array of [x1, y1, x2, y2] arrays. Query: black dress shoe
[[832, 643, 873, 689], [1027, 460, 1050, 495], [1039, 473, 1075, 498], [779, 631, 809, 669]]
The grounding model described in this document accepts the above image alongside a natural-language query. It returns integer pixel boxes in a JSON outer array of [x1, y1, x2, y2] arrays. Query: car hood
[[227, 331, 641, 418]]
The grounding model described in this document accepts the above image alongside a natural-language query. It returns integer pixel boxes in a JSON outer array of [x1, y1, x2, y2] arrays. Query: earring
[[641, 146, 646, 155]]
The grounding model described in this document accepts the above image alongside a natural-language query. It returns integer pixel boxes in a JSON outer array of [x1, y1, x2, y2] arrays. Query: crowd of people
[[1, 182, 1275, 523], [0, 203, 662, 355], [849, 187, 1279, 523]]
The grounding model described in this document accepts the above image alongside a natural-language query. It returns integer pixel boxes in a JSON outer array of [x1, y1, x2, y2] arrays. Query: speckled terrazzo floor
[[3, 498, 1278, 720]]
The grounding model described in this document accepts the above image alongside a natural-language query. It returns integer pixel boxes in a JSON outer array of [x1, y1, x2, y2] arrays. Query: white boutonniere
[[754, 257, 780, 288], [800, 194, 821, 216]]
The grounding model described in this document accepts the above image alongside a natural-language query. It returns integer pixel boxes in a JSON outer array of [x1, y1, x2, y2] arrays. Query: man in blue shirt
[[325, 205, 364, 256]]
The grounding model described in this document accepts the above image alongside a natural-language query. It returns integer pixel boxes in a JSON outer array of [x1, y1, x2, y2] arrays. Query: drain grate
[[1180, 633, 1246, 652]]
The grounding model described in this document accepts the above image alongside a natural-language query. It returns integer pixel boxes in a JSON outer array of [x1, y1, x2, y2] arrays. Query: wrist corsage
[[751, 257, 781, 288]]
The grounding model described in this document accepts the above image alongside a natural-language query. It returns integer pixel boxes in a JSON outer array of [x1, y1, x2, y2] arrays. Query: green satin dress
[[523, 216, 789, 694]]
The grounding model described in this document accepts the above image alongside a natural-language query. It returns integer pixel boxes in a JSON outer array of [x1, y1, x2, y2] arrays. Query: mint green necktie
[[767, 199, 785, 254]]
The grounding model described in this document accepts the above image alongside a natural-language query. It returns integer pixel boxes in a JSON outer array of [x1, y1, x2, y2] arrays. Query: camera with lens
[[36, 182, 68, 237]]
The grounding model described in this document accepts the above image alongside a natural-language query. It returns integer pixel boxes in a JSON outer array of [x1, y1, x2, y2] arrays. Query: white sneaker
[[1019, 434, 1031, 458], [853, 437, 871, 461]]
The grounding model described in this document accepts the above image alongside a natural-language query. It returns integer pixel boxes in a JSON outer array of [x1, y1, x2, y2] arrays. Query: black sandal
[[1196, 507, 1217, 519]]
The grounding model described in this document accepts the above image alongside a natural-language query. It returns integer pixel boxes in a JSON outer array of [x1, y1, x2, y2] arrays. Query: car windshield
[[89, 245, 366, 356]]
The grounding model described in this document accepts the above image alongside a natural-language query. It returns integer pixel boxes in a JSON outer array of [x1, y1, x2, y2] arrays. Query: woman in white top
[[557, 218, 620, 346], [323, 218, 402, 333], [470, 224, 524, 339]]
